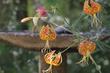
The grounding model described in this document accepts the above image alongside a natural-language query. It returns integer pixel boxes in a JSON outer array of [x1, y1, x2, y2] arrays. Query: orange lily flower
[[39, 25, 56, 41], [78, 39, 102, 73], [44, 50, 62, 66], [83, 0, 102, 27], [78, 39, 96, 63], [83, 0, 101, 15], [42, 50, 62, 73]]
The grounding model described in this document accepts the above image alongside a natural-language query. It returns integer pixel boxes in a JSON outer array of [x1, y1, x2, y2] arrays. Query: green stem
[[61, 42, 74, 54], [90, 55, 102, 73], [71, 12, 84, 31], [42, 40, 51, 53], [99, 40, 110, 48], [96, 40, 105, 51]]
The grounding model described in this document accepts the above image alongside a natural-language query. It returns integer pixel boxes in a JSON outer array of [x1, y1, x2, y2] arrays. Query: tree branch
[[0, 32, 109, 51]]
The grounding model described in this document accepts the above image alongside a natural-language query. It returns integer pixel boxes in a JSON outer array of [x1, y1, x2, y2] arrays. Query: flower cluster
[[20, 1, 102, 72], [21, 7, 58, 73]]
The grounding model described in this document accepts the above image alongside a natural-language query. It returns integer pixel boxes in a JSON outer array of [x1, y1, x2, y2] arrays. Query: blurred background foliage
[[0, 0, 110, 73]]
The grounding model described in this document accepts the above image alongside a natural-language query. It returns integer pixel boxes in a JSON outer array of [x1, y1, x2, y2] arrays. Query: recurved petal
[[21, 17, 33, 23]]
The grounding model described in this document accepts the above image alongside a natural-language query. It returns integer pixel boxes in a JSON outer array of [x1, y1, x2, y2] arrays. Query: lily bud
[[36, 6, 47, 17]]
